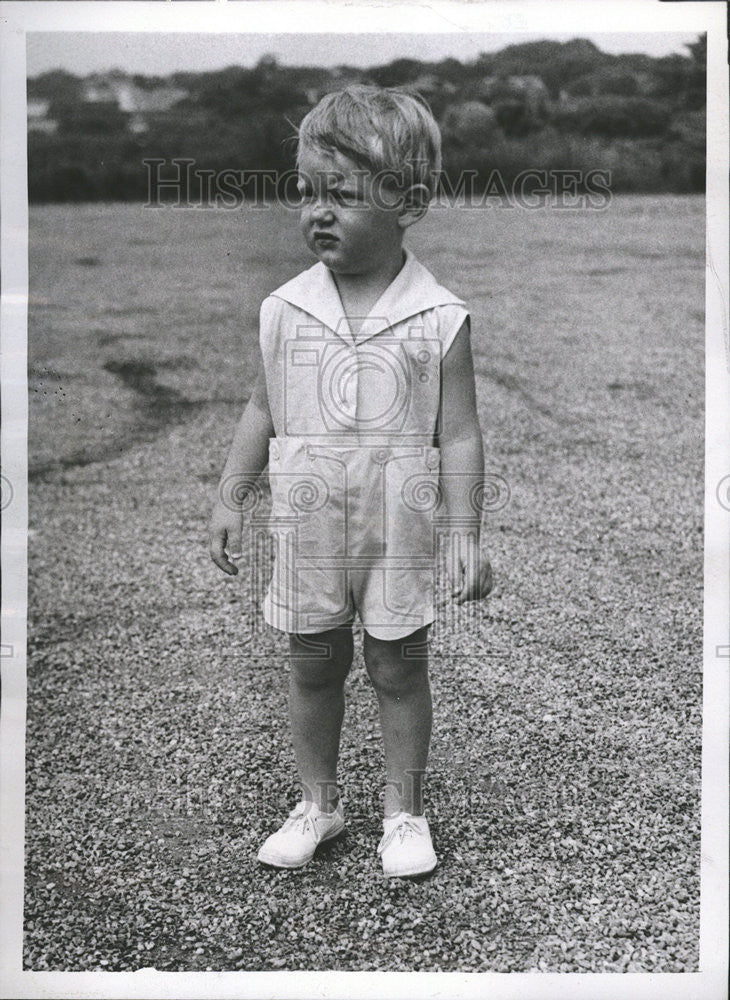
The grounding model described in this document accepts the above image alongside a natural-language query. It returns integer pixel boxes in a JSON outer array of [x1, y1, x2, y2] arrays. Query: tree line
[[27, 36, 706, 202]]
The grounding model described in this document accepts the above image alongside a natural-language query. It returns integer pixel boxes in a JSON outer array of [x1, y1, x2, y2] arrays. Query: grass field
[[24, 196, 704, 972]]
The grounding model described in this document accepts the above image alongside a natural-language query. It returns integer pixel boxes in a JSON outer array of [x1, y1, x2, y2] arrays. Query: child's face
[[297, 145, 405, 276]]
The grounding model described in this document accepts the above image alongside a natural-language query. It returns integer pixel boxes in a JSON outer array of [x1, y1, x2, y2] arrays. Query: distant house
[[27, 97, 57, 133], [82, 72, 127, 105], [82, 73, 187, 132]]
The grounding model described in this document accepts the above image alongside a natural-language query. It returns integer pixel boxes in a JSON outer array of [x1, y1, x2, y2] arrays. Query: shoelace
[[283, 810, 318, 838], [377, 816, 424, 854]]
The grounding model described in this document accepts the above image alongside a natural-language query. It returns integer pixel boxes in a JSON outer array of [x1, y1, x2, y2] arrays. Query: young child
[[209, 86, 492, 878]]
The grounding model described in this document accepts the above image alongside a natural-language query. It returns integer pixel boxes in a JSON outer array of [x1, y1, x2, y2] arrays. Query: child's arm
[[437, 319, 493, 604], [209, 366, 274, 576]]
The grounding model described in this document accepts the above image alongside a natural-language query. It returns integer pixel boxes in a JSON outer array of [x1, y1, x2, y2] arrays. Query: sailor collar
[[269, 247, 465, 345]]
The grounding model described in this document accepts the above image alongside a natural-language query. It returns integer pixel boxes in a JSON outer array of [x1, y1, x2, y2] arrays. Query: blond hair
[[297, 85, 442, 199]]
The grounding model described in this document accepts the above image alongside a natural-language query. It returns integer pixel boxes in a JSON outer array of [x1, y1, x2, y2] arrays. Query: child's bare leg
[[288, 626, 353, 812], [363, 625, 431, 817]]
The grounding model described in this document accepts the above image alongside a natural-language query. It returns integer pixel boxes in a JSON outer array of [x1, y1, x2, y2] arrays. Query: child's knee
[[289, 628, 353, 690], [364, 629, 429, 697]]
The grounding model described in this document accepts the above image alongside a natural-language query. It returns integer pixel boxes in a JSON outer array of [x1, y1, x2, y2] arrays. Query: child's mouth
[[313, 233, 339, 249]]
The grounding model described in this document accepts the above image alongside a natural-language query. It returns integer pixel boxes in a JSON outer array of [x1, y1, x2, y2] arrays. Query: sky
[[26, 31, 701, 77]]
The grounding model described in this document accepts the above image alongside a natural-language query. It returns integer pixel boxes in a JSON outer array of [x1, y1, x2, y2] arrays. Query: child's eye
[[332, 189, 361, 206]]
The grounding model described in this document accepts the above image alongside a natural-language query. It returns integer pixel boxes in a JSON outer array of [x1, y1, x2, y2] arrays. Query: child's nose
[[310, 197, 335, 222]]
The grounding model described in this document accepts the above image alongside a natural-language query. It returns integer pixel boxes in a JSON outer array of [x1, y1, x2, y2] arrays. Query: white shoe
[[377, 812, 437, 878], [257, 800, 345, 868]]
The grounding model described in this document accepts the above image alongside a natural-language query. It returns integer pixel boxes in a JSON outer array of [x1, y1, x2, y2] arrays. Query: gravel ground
[[23, 197, 703, 972]]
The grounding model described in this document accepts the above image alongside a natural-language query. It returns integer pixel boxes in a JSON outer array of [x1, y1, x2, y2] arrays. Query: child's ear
[[397, 184, 431, 229]]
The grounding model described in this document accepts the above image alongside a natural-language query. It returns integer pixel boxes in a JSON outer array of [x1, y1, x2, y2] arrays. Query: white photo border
[[1, 2, 728, 998]]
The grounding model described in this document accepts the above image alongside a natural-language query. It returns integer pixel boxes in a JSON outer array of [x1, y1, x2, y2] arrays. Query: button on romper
[[259, 248, 469, 640]]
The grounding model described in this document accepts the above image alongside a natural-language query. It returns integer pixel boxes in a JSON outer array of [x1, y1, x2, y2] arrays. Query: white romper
[[259, 248, 469, 640]]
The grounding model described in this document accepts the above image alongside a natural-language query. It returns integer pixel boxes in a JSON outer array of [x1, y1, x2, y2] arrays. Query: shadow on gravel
[[29, 359, 207, 481]]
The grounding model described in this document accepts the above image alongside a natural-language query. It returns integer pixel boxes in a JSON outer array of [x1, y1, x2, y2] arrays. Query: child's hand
[[209, 501, 243, 576], [444, 532, 493, 605]]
